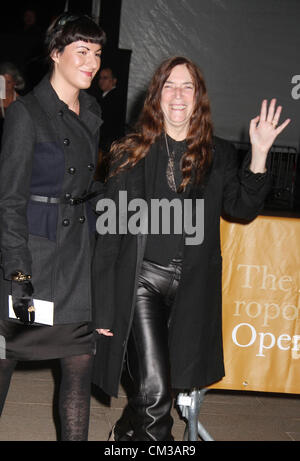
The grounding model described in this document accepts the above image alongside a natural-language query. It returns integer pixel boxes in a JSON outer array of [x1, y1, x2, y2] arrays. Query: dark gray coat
[[92, 136, 271, 397], [0, 76, 102, 324]]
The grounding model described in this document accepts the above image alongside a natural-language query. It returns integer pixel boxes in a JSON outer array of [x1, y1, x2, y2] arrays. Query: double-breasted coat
[[0, 75, 103, 324], [92, 135, 271, 397]]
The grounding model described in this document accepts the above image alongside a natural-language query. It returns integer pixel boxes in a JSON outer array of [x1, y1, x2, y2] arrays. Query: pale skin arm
[[249, 98, 291, 173]]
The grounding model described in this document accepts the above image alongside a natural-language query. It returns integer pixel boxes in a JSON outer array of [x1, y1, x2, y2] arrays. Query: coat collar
[[33, 74, 102, 133]]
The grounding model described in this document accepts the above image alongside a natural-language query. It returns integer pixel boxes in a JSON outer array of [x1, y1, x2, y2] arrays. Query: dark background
[[0, 0, 131, 119], [0, 1, 299, 213]]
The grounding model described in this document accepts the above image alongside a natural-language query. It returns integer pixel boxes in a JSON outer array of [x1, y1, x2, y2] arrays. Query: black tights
[[0, 354, 94, 441]]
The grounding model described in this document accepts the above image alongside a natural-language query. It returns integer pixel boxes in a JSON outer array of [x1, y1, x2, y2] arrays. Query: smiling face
[[160, 64, 195, 140], [51, 40, 102, 91]]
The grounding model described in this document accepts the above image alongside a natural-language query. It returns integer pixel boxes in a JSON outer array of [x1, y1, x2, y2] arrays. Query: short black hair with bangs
[[45, 13, 106, 68]]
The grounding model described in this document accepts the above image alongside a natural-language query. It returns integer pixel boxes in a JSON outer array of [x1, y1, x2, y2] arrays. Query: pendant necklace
[[164, 133, 177, 192]]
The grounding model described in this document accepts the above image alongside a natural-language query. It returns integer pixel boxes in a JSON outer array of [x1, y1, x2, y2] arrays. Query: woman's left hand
[[249, 98, 291, 173]]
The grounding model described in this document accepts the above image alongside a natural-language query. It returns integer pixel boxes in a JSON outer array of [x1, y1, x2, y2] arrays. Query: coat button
[[79, 216, 86, 224], [62, 218, 70, 227], [88, 163, 94, 171], [64, 138, 70, 146], [68, 167, 76, 175], [58, 110, 63, 116]]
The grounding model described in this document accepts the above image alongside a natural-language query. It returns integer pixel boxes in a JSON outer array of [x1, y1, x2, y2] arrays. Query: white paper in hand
[[9, 295, 54, 326]]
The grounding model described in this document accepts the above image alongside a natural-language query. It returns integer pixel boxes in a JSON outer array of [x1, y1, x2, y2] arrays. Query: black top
[[0, 117, 4, 145], [98, 87, 125, 152], [144, 134, 190, 265]]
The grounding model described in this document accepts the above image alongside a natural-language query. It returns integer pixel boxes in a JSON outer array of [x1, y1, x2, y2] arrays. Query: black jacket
[[92, 135, 271, 396], [0, 75, 103, 324], [99, 87, 125, 152]]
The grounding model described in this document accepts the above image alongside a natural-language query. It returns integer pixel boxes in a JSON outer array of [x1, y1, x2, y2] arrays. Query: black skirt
[[0, 320, 96, 361]]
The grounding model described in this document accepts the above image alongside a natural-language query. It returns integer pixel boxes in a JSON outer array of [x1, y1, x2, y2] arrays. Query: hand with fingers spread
[[249, 98, 291, 173]]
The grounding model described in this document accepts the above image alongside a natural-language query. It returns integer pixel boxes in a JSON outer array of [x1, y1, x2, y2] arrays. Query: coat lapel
[[33, 75, 102, 134], [132, 141, 162, 270]]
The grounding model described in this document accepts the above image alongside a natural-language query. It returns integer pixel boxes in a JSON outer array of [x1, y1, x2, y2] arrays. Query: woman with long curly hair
[[93, 56, 290, 441]]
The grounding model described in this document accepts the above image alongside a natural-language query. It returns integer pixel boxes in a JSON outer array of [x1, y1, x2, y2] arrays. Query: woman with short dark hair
[[92, 56, 290, 441], [0, 13, 105, 440]]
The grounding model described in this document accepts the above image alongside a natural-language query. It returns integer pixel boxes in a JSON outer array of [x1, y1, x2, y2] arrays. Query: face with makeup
[[51, 40, 102, 91]]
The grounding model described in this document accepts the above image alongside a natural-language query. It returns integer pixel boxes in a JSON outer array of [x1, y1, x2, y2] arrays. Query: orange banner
[[210, 215, 300, 394]]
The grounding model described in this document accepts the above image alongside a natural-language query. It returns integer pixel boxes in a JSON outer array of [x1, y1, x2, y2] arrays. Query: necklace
[[164, 133, 177, 192]]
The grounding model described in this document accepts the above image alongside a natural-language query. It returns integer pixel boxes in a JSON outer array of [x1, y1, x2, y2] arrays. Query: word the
[[237, 264, 293, 291]]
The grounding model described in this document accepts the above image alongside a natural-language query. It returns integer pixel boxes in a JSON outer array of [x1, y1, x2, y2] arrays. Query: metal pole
[[177, 389, 214, 441], [187, 389, 200, 441], [0, 75, 5, 118], [92, 0, 101, 23]]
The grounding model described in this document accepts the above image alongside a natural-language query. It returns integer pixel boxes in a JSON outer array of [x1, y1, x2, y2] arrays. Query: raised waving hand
[[249, 98, 291, 173]]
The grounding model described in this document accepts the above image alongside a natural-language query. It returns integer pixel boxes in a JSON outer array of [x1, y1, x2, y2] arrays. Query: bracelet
[[12, 271, 32, 282]]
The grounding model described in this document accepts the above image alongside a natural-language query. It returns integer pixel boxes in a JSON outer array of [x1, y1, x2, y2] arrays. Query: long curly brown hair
[[109, 56, 213, 192]]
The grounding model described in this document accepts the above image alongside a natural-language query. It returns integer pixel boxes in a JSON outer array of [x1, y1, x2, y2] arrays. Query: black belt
[[30, 195, 61, 204], [30, 190, 103, 206]]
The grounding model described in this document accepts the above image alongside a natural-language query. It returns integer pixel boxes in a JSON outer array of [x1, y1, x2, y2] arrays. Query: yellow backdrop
[[210, 215, 300, 394]]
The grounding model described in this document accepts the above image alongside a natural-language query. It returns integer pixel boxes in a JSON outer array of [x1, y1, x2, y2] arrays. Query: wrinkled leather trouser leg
[[115, 259, 182, 441]]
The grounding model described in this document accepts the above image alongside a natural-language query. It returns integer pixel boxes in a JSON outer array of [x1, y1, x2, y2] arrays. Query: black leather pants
[[115, 258, 182, 441]]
